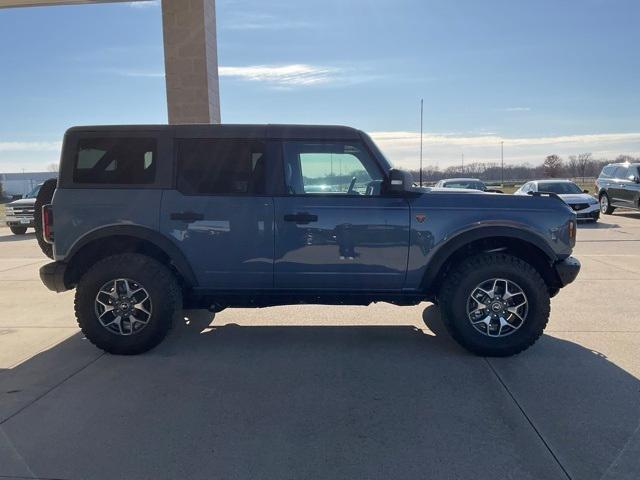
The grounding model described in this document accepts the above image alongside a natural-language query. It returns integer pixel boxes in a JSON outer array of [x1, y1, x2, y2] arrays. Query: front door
[[274, 140, 410, 291], [160, 138, 274, 290]]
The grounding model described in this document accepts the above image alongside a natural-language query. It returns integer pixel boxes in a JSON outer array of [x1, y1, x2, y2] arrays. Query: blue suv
[[39, 124, 580, 356]]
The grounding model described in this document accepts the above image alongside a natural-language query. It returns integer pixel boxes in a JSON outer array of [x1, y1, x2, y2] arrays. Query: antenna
[[419, 99, 424, 186]]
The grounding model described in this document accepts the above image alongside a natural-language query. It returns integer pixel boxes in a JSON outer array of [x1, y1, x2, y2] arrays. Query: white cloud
[[128, 0, 159, 8], [224, 13, 313, 30], [106, 69, 165, 78], [219, 64, 337, 86], [0, 141, 61, 152], [368, 131, 640, 169], [503, 107, 531, 112]]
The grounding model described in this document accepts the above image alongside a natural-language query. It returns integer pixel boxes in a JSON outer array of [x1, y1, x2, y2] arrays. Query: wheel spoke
[[133, 303, 150, 316], [471, 315, 492, 326]]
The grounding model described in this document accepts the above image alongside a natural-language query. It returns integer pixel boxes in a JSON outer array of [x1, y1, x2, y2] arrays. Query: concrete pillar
[[161, 0, 221, 124]]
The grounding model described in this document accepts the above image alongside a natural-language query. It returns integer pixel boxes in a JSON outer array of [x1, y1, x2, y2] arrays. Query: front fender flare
[[421, 225, 556, 293]]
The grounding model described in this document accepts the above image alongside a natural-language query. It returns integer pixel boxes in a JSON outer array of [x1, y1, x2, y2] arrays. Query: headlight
[[5, 207, 14, 215], [589, 197, 598, 205]]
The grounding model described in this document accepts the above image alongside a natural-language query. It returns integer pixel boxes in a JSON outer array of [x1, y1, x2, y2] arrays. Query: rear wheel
[[9, 226, 28, 235], [75, 253, 182, 355], [34, 178, 57, 259], [439, 253, 550, 357], [599, 193, 615, 215]]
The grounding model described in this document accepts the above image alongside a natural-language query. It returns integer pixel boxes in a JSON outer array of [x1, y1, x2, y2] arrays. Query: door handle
[[170, 211, 204, 222], [284, 212, 318, 224]]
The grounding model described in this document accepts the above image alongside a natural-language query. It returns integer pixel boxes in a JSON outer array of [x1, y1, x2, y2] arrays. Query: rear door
[[160, 138, 275, 290], [273, 139, 410, 291], [620, 165, 640, 207], [611, 166, 630, 206]]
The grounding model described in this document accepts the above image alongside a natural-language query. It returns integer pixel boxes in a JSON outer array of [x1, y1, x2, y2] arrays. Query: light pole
[[419, 99, 424, 187], [501, 141, 504, 186]]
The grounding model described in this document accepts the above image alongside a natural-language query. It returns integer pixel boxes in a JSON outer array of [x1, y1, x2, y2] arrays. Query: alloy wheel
[[466, 278, 528, 338], [94, 278, 152, 336]]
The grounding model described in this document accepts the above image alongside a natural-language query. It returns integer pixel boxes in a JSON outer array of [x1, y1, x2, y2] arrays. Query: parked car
[[3, 183, 42, 234], [514, 180, 600, 221], [434, 178, 503, 193], [595, 162, 640, 215], [39, 124, 580, 357]]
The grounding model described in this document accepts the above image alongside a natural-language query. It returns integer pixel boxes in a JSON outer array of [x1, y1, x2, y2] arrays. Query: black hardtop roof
[[65, 124, 364, 140]]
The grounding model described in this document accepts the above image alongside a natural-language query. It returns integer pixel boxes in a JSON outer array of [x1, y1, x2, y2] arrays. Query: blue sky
[[0, 0, 639, 171]]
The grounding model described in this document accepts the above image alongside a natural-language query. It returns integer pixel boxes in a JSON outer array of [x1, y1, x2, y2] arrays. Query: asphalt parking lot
[[1, 214, 639, 480]]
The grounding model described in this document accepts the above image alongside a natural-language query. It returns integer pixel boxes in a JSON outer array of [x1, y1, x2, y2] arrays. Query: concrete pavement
[[0, 213, 639, 479]]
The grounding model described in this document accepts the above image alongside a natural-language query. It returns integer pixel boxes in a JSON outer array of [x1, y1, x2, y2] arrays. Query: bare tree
[[567, 156, 579, 178], [543, 155, 563, 178], [615, 154, 638, 163], [576, 153, 592, 184]]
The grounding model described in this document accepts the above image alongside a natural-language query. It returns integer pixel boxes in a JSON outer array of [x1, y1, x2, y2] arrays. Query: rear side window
[[74, 137, 156, 184], [176, 139, 266, 195]]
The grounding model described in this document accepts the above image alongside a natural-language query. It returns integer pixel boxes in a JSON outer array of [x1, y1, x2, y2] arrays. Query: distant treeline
[[410, 154, 639, 184]]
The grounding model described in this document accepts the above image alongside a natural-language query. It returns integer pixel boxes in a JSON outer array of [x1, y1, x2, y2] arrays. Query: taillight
[[568, 220, 576, 245], [42, 204, 54, 244]]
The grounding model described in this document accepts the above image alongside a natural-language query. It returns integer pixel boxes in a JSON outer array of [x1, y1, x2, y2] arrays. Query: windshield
[[538, 182, 582, 194], [25, 184, 42, 198], [444, 181, 486, 191]]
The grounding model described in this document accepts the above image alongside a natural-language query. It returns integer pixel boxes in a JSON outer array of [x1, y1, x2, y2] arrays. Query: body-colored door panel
[[160, 191, 274, 289], [274, 196, 410, 290]]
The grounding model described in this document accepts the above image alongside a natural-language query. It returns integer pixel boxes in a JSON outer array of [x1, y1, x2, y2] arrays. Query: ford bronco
[[38, 124, 580, 356]]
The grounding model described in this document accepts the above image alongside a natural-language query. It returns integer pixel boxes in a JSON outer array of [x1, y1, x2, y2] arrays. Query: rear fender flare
[[66, 225, 198, 287]]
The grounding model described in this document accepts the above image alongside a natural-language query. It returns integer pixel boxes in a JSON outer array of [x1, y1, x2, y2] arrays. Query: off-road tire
[[34, 178, 57, 259], [439, 253, 550, 357], [9, 226, 28, 235], [599, 192, 615, 215], [75, 253, 182, 355]]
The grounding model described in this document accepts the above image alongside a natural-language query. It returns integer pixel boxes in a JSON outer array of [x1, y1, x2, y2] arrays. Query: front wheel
[[439, 253, 550, 357], [9, 226, 28, 235], [75, 253, 182, 355]]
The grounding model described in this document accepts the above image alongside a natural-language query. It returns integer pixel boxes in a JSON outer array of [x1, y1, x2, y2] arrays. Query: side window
[[74, 137, 156, 184], [282, 141, 383, 195], [177, 139, 266, 195], [614, 166, 628, 179], [601, 165, 615, 178]]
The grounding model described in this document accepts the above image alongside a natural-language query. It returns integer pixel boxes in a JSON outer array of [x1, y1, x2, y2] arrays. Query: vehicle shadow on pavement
[[613, 212, 640, 220], [579, 221, 619, 229], [0, 232, 36, 243], [0, 308, 638, 480]]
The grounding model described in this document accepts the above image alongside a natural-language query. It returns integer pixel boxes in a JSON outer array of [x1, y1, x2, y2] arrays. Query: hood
[[7, 198, 37, 207], [557, 193, 596, 204]]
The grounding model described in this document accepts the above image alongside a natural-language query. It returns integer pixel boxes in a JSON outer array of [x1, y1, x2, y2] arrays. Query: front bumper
[[39, 261, 69, 293], [554, 256, 581, 287], [5, 216, 35, 228], [570, 203, 600, 220]]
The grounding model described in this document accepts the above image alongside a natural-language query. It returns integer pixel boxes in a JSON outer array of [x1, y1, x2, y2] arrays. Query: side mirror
[[583, 189, 590, 194], [385, 168, 414, 194], [629, 175, 640, 184]]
